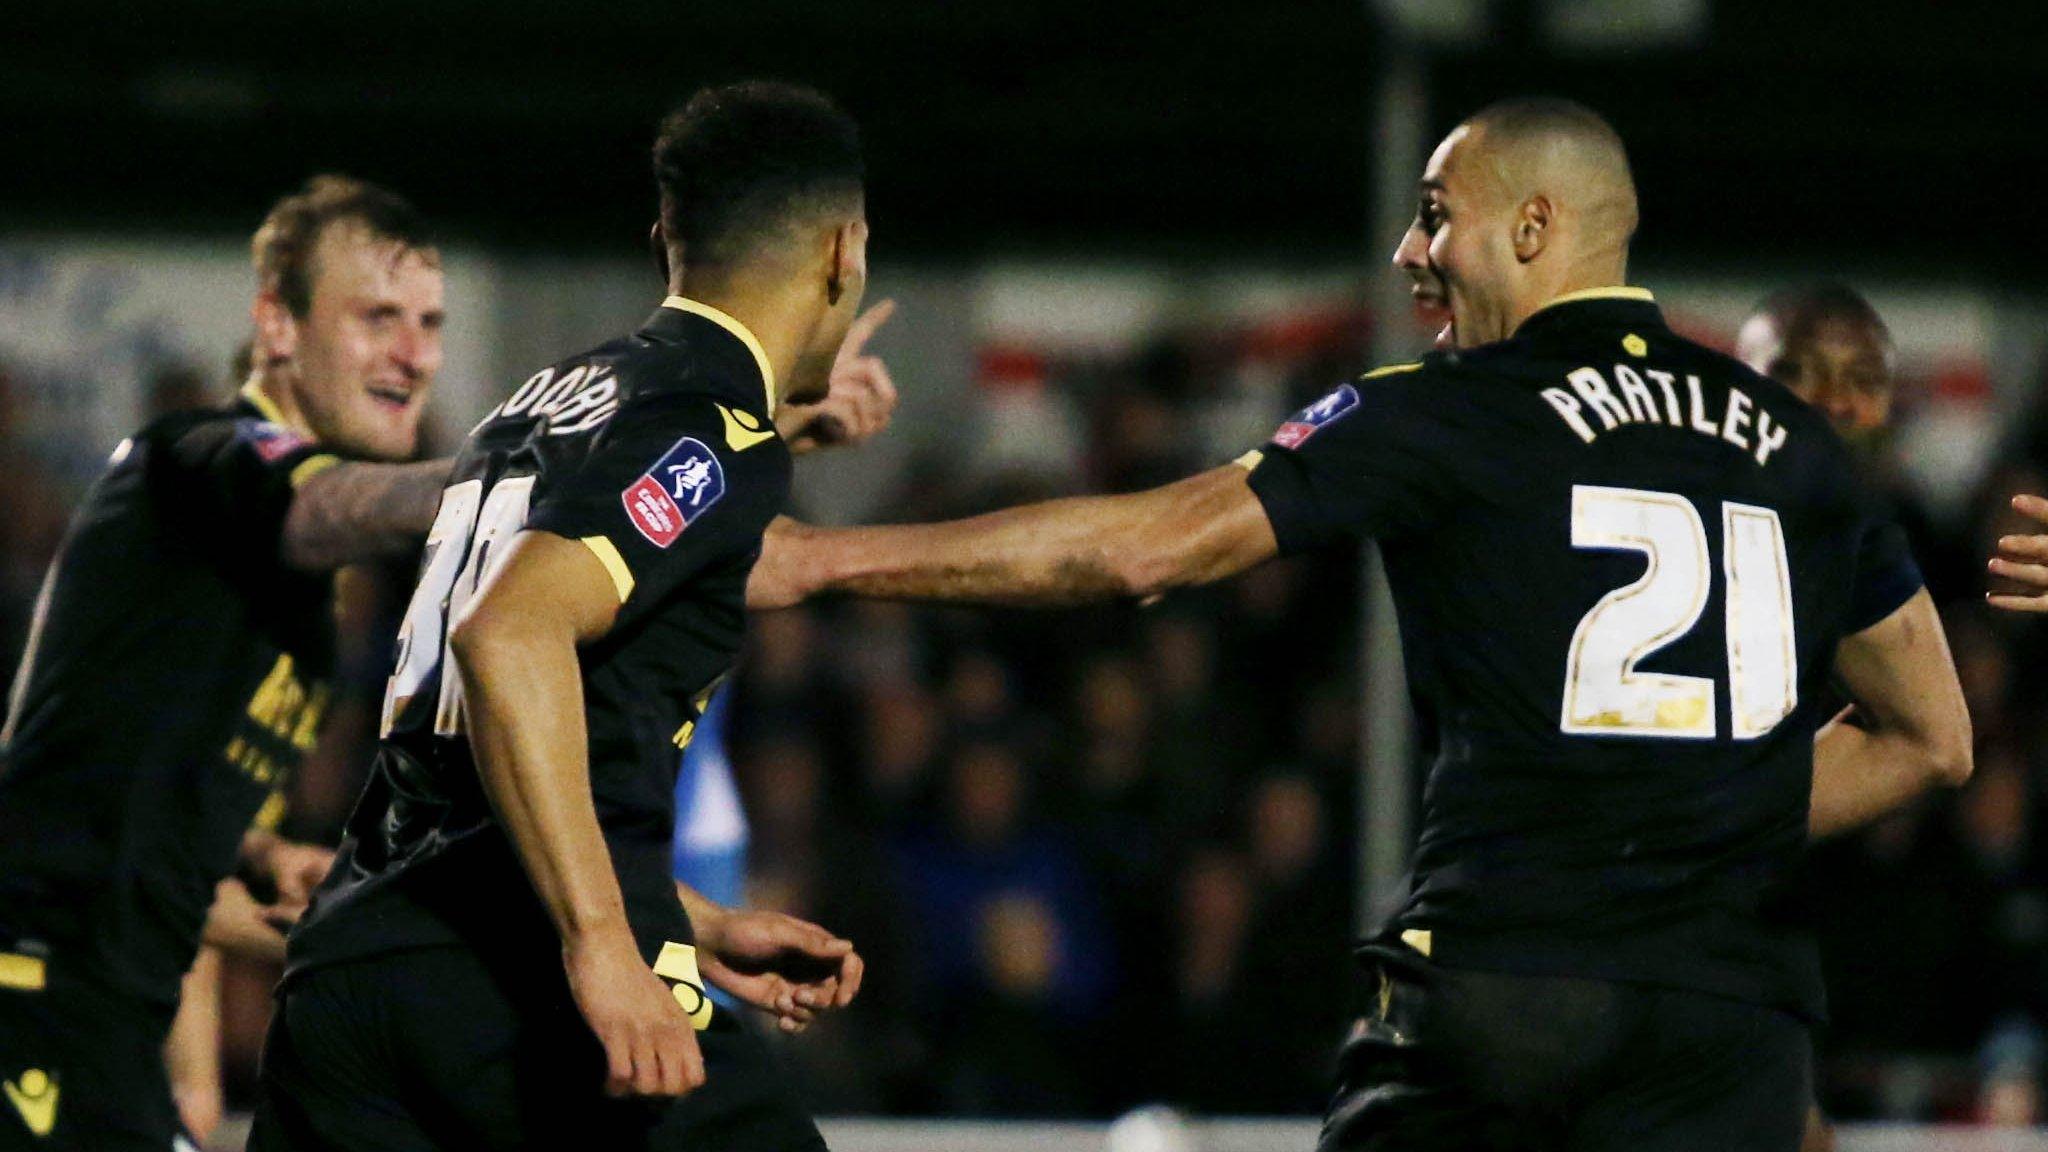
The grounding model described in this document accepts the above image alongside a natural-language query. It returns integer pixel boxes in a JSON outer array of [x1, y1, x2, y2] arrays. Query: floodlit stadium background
[[7, 1, 2048, 1148]]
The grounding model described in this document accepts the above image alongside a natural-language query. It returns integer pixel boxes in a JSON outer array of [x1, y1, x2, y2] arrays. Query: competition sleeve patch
[[621, 436, 726, 548], [243, 420, 310, 463], [1272, 384, 1361, 449]]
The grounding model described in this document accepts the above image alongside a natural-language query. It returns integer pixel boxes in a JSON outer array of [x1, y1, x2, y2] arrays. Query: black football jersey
[[1246, 290, 1921, 1020], [286, 298, 791, 976], [0, 392, 339, 1014]]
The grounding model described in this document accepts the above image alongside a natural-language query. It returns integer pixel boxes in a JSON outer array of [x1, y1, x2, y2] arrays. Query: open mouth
[[1411, 288, 1454, 350], [367, 385, 413, 413]]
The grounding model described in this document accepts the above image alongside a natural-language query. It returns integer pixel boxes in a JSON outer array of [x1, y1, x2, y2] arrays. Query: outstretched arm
[[1809, 590, 1973, 838], [282, 458, 451, 570], [750, 462, 1278, 610]]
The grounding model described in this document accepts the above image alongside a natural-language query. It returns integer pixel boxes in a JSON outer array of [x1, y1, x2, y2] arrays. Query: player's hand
[[1987, 494, 2048, 613], [198, 878, 289, 963], [745, 516, 820, 612], [781, 299, 898, 455], [263, 839, 337, 914], [565, 929, 706, 1098], [696, 909, 864, 1034]]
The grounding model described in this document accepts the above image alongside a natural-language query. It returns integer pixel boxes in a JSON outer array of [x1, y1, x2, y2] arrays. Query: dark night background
[[4, 0, 2042, 276]]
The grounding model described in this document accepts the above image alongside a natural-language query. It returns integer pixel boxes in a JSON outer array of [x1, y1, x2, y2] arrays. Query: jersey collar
[[659, 296, 777, 411], [237, 380, 315, 438], [1514, 286, 1662, 340]]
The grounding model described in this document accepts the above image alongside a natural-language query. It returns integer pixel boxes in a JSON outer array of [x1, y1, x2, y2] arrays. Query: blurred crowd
[[7, 300, 2048, 1125]]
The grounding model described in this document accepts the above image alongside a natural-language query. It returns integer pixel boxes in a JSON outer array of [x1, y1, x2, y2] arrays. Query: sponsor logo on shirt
[[3, 1068, 57, 1137], [621, 437, 726, 548], [246, 421, 310, 463], [1271, 384, 1360, 450]]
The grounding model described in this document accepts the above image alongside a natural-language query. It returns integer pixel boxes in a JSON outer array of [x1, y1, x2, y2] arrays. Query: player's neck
[[241, 370, 316, 440], [666, 276, 803, 413], [1508, 260, 1633, 335]]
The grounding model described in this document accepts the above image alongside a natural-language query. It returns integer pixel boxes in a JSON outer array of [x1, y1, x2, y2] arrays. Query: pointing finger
[[840, 299, 897, 359]]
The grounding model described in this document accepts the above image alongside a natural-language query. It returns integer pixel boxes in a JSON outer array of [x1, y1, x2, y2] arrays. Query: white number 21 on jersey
[[1561, 484, 1797, 740]]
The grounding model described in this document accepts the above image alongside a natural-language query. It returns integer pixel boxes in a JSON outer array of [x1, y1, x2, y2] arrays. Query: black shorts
[[0, 953, 187, 1152], [1321, 942, 1812, 1152], [248, 945, 826, 1152]]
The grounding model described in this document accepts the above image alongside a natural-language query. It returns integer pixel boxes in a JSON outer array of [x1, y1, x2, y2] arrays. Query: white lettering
[[497, 368, 555, 418], [1542, 387, 1599, 444], [528, 366, 588, 416], [1614, 364, 1659, 425], [1754, 409, 1789, 465], [1645, 369, 1683, 427], [1567, 367, 1632, 430], [546, 375, 616, 424], [1685, 375, 1720, 435], [1721, 388, 1754, 450]]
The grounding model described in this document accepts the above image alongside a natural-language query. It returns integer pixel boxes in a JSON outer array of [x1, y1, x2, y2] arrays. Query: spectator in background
[[1236, 773, 1351, 1112], [1735, 283, 1896, 446], [1167, 846, 1264, 1112], [896, 739, 1113, 1112]]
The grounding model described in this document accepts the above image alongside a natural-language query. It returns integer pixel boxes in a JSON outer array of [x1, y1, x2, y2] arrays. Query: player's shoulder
[[485, 329, 777, 450], [135, 403, 315, 472]]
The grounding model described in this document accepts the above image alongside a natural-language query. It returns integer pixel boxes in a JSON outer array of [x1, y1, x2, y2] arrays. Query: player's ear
[[648, 221, 672, 284], [1513, 195, 1552, 263], [826, 220, 867, 308], [251, 291, 299, 365]]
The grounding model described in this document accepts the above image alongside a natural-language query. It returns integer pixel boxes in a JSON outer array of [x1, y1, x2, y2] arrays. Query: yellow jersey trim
[[1545, 286, 1654, 307], [579, 536, 636, 602], [717, 404, 777, 453], [238, 381, 320, 441], [653, 942, 716, 1030], [661, 296, 777, 412], [1362, 362, 1424, 380], [0, 952, 47, 992], [239, 380, 289, 424], [1399, 927, 1433, 957], [1234, 449, 1265, 472], [289, 454, 342, 489], [1524, 285, 1655, 325]]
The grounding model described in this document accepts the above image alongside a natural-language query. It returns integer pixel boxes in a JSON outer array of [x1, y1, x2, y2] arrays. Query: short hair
[[251, 175, 436, 317], [1751, 282, 1891, 346], [652, 81, 864, 267], [1464, 97, 1638, 236], [1466, 96, 1629, 161]]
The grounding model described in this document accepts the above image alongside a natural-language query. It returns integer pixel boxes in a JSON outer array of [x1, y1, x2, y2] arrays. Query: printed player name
[[1540, 364, 1789, 467]]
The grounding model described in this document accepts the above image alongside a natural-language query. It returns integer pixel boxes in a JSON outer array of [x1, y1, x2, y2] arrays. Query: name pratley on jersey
[[1539, 360, 1791, 466]]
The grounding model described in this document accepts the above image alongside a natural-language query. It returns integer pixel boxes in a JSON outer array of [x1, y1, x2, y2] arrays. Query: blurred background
[[7, 0, 2048, 1145]]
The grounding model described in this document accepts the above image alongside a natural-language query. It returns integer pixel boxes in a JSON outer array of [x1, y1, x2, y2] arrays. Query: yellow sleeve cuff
[[288, 453, 342, 488], [579, 536, 636, 601]]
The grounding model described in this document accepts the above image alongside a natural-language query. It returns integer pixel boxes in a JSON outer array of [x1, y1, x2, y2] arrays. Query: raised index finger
[[840, 299, 897, 358]]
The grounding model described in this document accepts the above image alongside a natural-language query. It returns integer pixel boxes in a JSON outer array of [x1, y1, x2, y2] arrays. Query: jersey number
[[381, 476, 536, 738], [1561, 485, 1796, 740]]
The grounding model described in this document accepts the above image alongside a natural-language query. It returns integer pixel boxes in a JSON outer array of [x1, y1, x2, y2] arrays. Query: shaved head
[[1393, 97, 1641, 348], [1464, 97, 1639, 260]]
